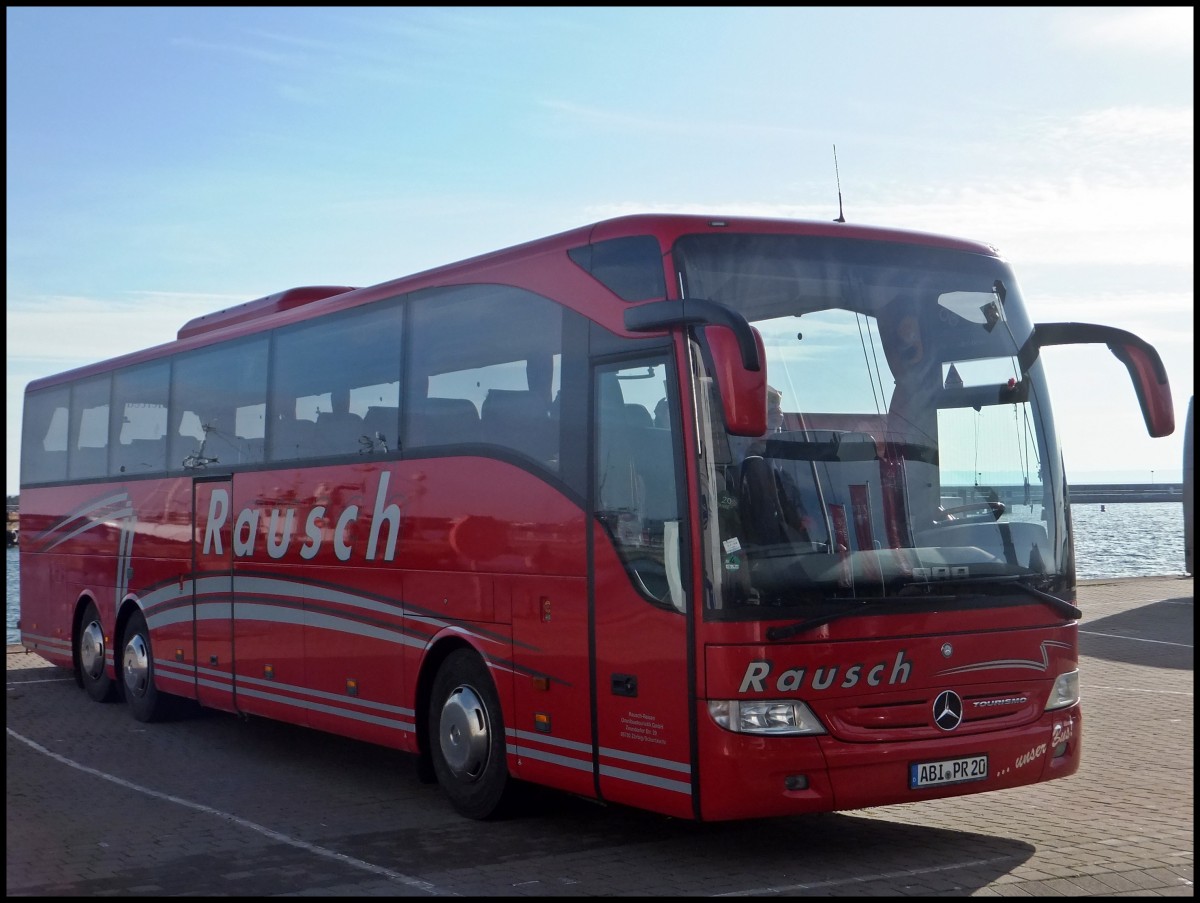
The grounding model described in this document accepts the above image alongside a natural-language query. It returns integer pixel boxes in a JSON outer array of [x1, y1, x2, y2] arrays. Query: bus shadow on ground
[[101, 701, 1040, 896], [348, 786, 1037, 896], [8, 663, 1036, 897], [1081, 596, 1194, 670]]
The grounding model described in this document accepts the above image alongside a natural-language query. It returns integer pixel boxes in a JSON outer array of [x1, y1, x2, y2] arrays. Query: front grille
[[817, 685, 1044, 741]]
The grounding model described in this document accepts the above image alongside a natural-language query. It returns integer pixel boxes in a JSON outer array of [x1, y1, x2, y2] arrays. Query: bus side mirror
[[1018, 322, 1175, 438], [1110, 340, 1175, 438], [622, 298, 768, 437], [706, 324, 767, 437]]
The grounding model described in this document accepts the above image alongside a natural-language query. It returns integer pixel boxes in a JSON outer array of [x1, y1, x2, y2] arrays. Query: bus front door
[[193, 477, 236, 711], [591, 358, 697, 820]]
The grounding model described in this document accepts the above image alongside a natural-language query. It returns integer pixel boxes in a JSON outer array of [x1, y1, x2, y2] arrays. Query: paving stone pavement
[[6, 575, 1192, 896]]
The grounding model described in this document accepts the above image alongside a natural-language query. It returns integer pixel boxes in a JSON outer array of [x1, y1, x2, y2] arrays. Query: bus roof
[[26, 213, 1002, 393]]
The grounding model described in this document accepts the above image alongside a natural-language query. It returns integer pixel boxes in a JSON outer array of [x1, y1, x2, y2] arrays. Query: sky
[[5, 6, 1194, 497]]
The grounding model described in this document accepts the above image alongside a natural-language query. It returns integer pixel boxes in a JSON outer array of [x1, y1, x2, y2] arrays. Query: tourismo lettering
[[202, 472, 401, 562], [738, 651, 913, 694]]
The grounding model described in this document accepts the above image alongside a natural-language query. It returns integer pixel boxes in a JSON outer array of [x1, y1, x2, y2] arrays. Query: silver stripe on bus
[[146, 604, 216, 630], [40, 503, 135, 551], [140, 574, 503, 654], [598, 763, 691, 795], [937, 639, 1073, 675], [511, 729, 690, 777], [152, 659, 202, 685], [156, 658, 419, 720], [598, 745, 692, 774], [16, 633, 71, 656], [114, 515, 136, 608], [236, 671, 416, 718], [506, 742, 594, 774], [229, 602, 425, 649], [151, 658, 417, 732], [509, 728, 592, 754], [36, 491, 134, 550], [509, 729, 692, 788], [232, 685, 416, 733], [138, 579, 196, 608], [234, 575, 405, 618]]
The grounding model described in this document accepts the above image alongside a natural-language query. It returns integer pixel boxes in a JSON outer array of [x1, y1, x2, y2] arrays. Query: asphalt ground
[[6, 575, 1193, 897]]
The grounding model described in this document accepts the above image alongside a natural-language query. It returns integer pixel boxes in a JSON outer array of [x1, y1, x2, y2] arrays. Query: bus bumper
[[696, 704, 1081, 821]]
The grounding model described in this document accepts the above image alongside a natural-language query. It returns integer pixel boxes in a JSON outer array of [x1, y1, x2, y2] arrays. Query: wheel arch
[[414, 635, 479, 769]]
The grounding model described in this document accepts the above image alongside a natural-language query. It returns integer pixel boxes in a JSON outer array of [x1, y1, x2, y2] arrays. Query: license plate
[[910, 754, 988, 789]]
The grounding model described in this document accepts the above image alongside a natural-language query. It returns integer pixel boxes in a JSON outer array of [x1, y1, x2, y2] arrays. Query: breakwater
[[941, 483, 1183, 507], [1065, 483, 1184, 504]]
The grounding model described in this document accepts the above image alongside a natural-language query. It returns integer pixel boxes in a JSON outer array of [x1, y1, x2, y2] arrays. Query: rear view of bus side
[[19, 213, 1174, 822]]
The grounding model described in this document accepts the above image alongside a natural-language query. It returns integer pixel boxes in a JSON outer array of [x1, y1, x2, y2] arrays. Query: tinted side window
[[407, 285, 563, 472], [268, 298, 403, 461], [110, 361, 169, 476], [21, 386, 69, 485], [68, 376, 111, 480], [170, 336, 269, 471], [568, 236, 665, 301]]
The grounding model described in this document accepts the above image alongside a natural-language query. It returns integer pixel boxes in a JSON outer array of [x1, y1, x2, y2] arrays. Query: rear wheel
[[121, 610, 170, 722], [77, 601, 116, 702], [428, 649, 514, 819]]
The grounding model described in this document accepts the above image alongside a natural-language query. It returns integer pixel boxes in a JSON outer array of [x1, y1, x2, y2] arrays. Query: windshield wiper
[[766, 598, 876, 641], [899, 574, 1081, 620], [764, 576, 1079, 642]]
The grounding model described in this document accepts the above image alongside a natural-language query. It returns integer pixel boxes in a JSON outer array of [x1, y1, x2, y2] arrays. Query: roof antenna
[[832, 144, 846, 223]]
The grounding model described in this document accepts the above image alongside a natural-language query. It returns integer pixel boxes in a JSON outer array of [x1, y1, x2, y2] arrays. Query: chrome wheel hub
[[439, 685, 490, 781], [80, 620, 105, 680], [123, 633, 151, 698]]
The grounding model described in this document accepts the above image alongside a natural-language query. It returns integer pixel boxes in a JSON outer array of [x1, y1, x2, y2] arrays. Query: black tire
[[428, 649, 514, 819], [77, 601, 117, 702], [120, 610, 170, 722]]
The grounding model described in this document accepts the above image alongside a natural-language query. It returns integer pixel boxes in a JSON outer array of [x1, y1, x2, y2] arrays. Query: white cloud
[[6, 293, 246, 368], [1067, 106, 1194, 144], [1058, 7, 1194, 53], [877, 181, 1193, 269]]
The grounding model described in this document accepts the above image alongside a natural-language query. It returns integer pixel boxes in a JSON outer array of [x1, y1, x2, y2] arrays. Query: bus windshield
[[676, 233, 1068, 615]]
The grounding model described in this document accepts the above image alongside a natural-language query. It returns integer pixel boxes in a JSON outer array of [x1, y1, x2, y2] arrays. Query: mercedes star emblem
[[933, 689, 964, 731]]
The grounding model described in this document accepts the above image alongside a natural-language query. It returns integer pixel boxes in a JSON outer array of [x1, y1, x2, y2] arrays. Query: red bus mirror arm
[[624, 299, 762, 371], [1018, 322, 1175, 438], [624, 299, 767, 437]]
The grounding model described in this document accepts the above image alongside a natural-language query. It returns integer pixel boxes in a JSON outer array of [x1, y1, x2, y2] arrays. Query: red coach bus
[[19, 214, 1174, 821]]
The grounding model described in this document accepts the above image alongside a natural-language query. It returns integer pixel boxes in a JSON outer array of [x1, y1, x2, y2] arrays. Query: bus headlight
[[708, 699, 826, 735], [1044, 670, 1080, 711]]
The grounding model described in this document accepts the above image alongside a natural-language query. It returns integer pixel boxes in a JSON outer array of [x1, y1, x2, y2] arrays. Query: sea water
[[6, 502, 1189, 645]]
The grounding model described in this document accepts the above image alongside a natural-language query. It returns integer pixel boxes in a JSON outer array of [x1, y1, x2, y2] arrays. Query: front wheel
[[77, 601, 116, 702], [120, 610, 171, 722], [428, 649, 514, 819]]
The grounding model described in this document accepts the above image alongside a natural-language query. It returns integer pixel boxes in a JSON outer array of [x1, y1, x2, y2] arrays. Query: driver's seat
[[738, 455, 791, 548]]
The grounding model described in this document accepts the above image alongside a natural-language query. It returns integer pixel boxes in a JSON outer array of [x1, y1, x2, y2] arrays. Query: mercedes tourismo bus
[[19, 214, 1175, 822]]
